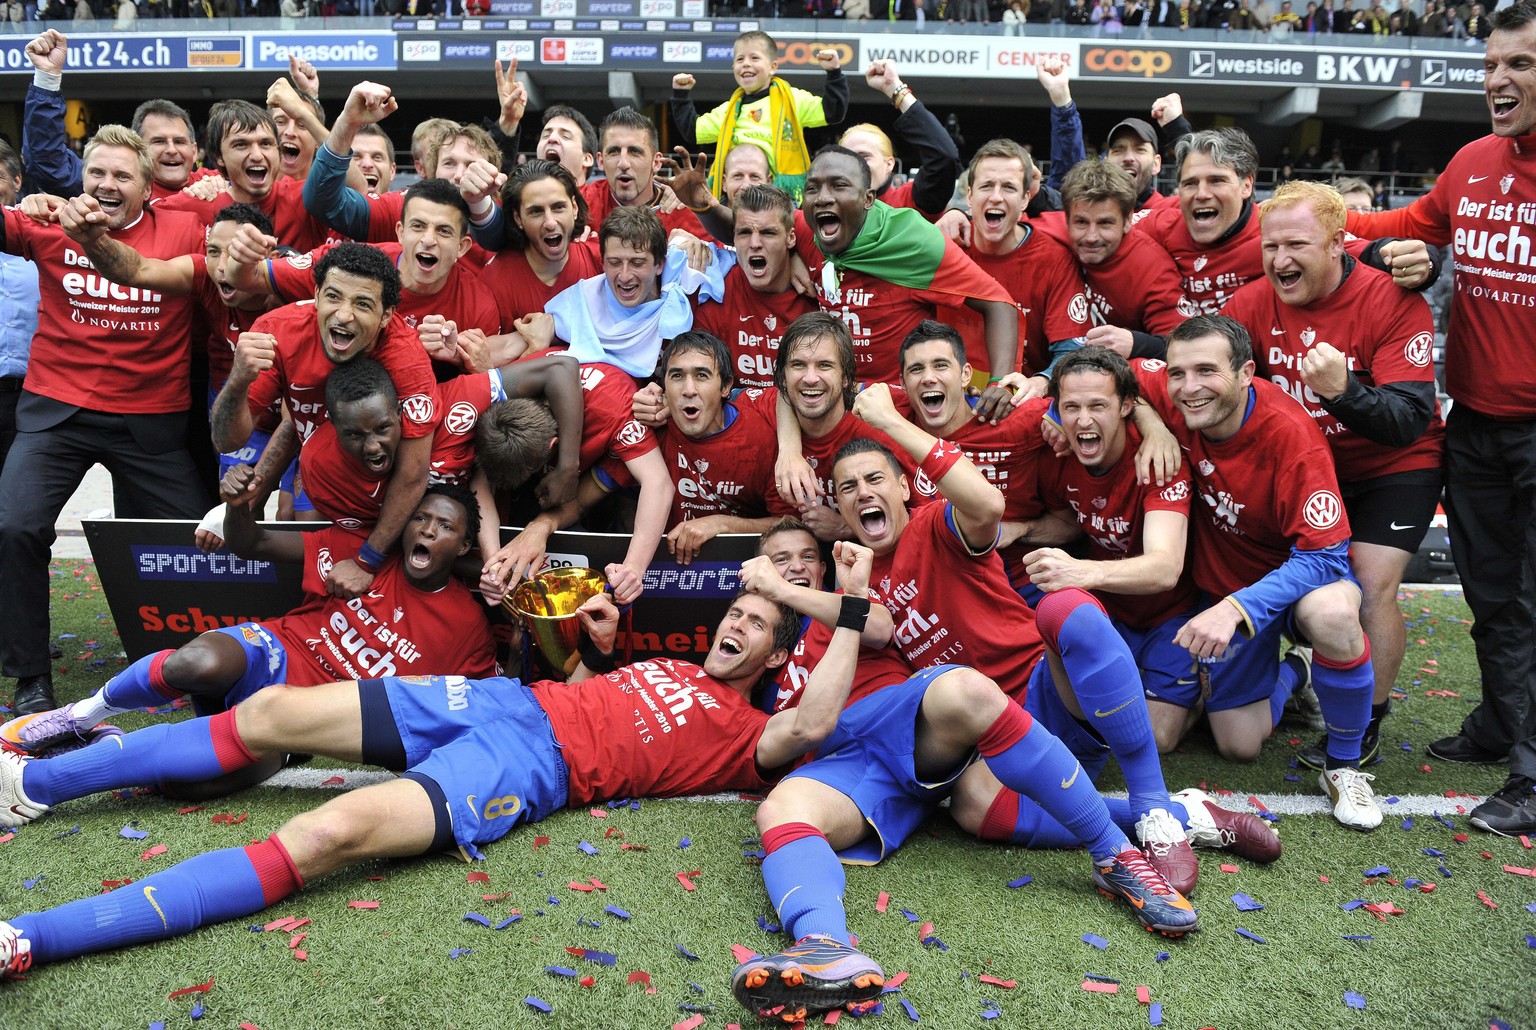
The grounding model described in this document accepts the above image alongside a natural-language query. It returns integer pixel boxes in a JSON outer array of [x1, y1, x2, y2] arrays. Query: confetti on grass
[[1232, 893, 1264, 912], [347, 900, 379, 910], [1082, 934, 1109, 950], [1007, 875, 1033, 889], [119, 824, 148, 840], [1235, 928, 1267, 944], [168, 978, 215, 1000], [1344, 990, 1366, 1010], [523, 997, 552, 1013]]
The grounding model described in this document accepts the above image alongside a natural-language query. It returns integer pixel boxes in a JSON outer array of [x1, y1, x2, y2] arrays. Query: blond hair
[[425, 123, 502, 177], [838, 123, 893, 160], [82, 124, 153, 189], [1260, 179, 1346, 237]]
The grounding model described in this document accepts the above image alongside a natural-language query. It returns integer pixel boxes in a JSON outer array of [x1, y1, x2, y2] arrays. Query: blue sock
[[760, 824, 849, 945], [1268, 654, 1304, 726], [96, 650, 180, 714], [1045, 598, 1170, 823], [983, 792, 1193, 848], [11, 838, 300, 963], [978, 704, 1128, 864], [24, 711, 251, 807], [1315, 640, 1374, 766], [1099, 796, 1192, 838]]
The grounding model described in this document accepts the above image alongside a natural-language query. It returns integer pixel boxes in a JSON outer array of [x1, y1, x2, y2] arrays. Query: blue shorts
[[217, 427, 272, 479], [381, 675, 570, 860], [194, 623, 290, 715], [786, 664, 967, 865], [1144, 606, 1291, 713], [1115, 612, 1201, 707], [1021, 657, 1110, 782]]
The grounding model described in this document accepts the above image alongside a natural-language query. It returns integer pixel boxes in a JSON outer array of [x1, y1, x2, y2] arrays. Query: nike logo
[[1468, 175, 1488, 184], [465, 794, 477, 812], [1061, 765, 1080, 790], [1093, 698, 1137, 718], [1175, 677, 1198, 687], [739, 315, 755, 322], [1066, 485, 1079, 493], [1389, 522, 1416, 531], [143, 886, 168, 930], [1270, 328, 1286, 335]]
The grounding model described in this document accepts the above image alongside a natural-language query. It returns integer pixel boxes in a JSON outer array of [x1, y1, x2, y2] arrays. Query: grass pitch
[[1, 566, 1533, 1030]]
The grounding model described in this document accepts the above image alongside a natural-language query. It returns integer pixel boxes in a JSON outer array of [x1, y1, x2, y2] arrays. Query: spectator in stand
[[1296, 142, 1324, 176], [1303, 0, 1331, 32], [1003, 0, 1029, 31], [1271, 0, 1303, 34], [1321, 146, 1347, 178]]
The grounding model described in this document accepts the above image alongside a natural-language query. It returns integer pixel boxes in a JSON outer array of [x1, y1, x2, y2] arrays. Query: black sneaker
[[1469, 776, 1536, 836], [1426, 734, 1508, 765], [1296, 724, 1383, 772]]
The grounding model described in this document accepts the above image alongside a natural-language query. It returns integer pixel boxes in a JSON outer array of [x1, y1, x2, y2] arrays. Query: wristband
[[919, 438, 964, 484], [578, 634, 619, 674], [987, 374, 1005, 384], [837, 595, 871, 632], [467, 195, 494, 220], [33, 70, 63, 92], [890, 85, 912, 108], [684, 198, 717, 213], [355, 542, 387, 573]]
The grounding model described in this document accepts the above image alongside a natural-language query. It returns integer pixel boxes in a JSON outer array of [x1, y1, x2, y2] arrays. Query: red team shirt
[[480, 241, 602, 330], [773, 586, 913, 713], [245, 301, 441, 443], [873, 501, 1046, 703], [157, 177, 338, 253], [261, 243, 502, 337], [188, 254, 271, 391], [577, 362, 660, 472], [274, 527, 497, 684], [1144, 374, 1351, 598], [532, 658, 774, 803], [1037, 214, 1188, 337], [692, 266, 817, 391], [580, 181, 707, 239], [957, 227, 1091, 375], [1038, 419, 1200, 628], [295, 423, 390, 534], [1345, 131, 1536, 420], [657, 401, 778, 527], [4, 207, 205, 414], [792, 209, 1013, 382], [1223, 260, 1445, 482]]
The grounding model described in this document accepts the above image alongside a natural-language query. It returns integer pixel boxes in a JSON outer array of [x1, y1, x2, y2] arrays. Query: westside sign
[[85, 520, 758, 666]]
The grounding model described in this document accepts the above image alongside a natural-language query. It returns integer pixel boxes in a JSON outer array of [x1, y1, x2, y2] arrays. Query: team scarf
[[548, 247, 727, 379], [818, 200, 1005, 306], [708, 77, 810, 202]]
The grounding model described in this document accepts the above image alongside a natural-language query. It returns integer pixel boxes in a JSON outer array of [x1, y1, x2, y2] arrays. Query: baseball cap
[[1107, 117, 1161, 151]]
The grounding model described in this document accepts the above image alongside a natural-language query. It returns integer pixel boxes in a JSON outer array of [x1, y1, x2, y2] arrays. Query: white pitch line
[[264, 769, 1486, 818]]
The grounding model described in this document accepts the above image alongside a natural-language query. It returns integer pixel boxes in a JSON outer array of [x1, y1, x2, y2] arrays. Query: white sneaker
[[1319, 767, 1382, 831], [0, 920, 32, 979], [0, 750, 47, 829]]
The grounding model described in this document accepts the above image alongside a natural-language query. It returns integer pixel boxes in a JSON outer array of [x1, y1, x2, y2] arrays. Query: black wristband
[[578, 634, 618, 674], [837, 595, 871, 632]]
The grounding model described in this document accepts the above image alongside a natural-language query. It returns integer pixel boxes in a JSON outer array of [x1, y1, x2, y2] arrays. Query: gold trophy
[[503, 567, 609, 678]]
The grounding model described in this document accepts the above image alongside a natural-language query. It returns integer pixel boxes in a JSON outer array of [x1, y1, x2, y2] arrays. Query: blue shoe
[[731, 934, 885, 1022], [1093, 848, 1199, 936]]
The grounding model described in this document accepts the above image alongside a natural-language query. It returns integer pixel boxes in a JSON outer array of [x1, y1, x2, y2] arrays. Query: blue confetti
[[55, 826, 80, 838], [1082, 933, 1109, 950], [901, 909, 920, 922], [1401, 817, 1414, 830], [1284, 774, 1300, 782], [1403, 878, 1421, 890], [58, 633, 76, 639], [1526, 935, 1536, 949], [1423, 847, 1444, 857], [545, 966, 578, 977], [1526, 902, 1536, 915], [677, 944, 700, 961], [577, 841, 599, 856], [981, 1009, 1001, 1021], [1155, 951, 1170, 962], [629, 800, 640, 811], [744, 849, 766, 861], [1235, 928, 1267, 944], [582, 949, 618, 966], [450, 948, 473, 959], [608, 798, 629, 809], [118, 824, 146, 840], [23, 876, 44, 890], [921, 935, 948, 950], [1439, 864, 1453, 878], [756, 915, 780, 932], [1436, 814, 1456, 830], [1149, 1002, 1163, 1026], [1084, 973, 1119, 983], [1401, 743, 1413, 751], [900, 997, 920, 1021], [1341, 935, 1374, 941], [495, 915, 521, 930], [678, 836, 691, 849], [150, 1023, 165, 1030], [1232, 893, 1264, 912], [689, 981, 704, 994], [1258, 811, 1280, 823], [1387, 796, 1403, 805], [523, 997, 552, 1013], [1340, 900, 1366, 910], [1493, 1021, 1513, 1030], [1007, 875, 1033, 888], [190, 1001, 205, 1020], [1363, 865, 1391, 878], [464, 913, 491, 927], [604, 905, 631, 920], [1344, 990, 1366, 1010], [548, 896, 560, 906]]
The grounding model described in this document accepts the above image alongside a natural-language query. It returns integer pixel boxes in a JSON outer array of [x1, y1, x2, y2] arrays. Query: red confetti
[[1319, 876, 1331, 883], [1246, 795, 1269, 813], [568, 881, 596, 892], [287, 932, 307, 949], [1220, 864, 1239, 873], [628, 971, 652, 987], [101, 878, 134, 890], [731, 944, 758, 963], [1136, 985, 1151, 1004], [1522, 836, 1533, 850], [1454, 834, 1470, 843], [1481, 851, 1495, 860], [589, 808, 608, 818], [1503, 865, 1536, 878], [239, 1024, 261, 1029], [604, 827, 624, 839], [168, 978, 215, 1000], [467, 871, 489, 885], [565, 947, 586, 958], [588, 877, 607, 891], [347, 900, 379, 909], [886, 972, 909, 988], [824, 1012, 840, 1026], [482, 892, 511, 902], [1082, 981, 1119, 994], [620, 843, 649, 851], [176, 806, 205, 815], [1287, 738, 1301, 746], [1419, 883, 1436, 893], [876, 891, 890, 913], [321, 776, 345, 786], [1477, 890, 1498, 910], [263, 917, 298, 932], [210, 812, 248, 825], [292, 949, 307, 962], [140, 844, 168, 861], [673, 1017, 705, 1030], [918, 921, 934, 939], [1419, 765, 1433, 773], [978, 975, 1016, 988], [533, 836, 551, 850], [0, 832, 12, 845], [676, 872, 697, 892], [579, 976, 595, 988]]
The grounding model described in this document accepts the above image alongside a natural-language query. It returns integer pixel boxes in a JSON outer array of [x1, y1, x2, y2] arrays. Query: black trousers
[[0, 407, 208, 679]]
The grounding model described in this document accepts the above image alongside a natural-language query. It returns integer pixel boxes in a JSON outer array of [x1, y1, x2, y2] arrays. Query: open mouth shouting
[[856, 502, 891, 543], [279, 141, 305, 177], [1073, 428, 1104, 461], [407, 539, 433, 569], [917, 388, 948, 423], [813, 208, 845, 250], [324, 322, 360, 358]]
